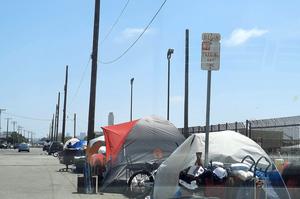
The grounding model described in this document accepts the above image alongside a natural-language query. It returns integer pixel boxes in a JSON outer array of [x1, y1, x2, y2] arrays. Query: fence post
[[235, 122, 238, 132], [249, 122, 252, 139], [225, 123, 228, 130], [210, 125, 213, 132], [218, 124, 220, 131], [246, 120, 249, 137]]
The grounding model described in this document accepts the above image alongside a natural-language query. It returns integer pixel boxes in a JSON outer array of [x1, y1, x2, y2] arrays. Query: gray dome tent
[[101, 116, 185, 189]]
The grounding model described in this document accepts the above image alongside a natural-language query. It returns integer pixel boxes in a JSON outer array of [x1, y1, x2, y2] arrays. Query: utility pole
[[0, 109, 6, 134], [55, 92, 60, 141], [17, 126, 21, 143], [12, 121, 17, 132], [184, 29, 189, 138], [85, 0, 101, 194], [51, 114, 54, 141], [5, 118, 11, 142], [62, 65, 68, 144], [74, 113, 76, 138], [87, 0, 101, 143], [48, 123, 51, 139], [53, 108, 57, 141], [54, 105, 58, 141], [31, 132, 33, 145], [130, 78, 134, 121], [23, 130, 26, 142]]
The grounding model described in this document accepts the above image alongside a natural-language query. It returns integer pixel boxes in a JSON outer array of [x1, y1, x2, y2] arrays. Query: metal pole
[[184, 29, 189, 138], [87, 0, 100, 143], [167, 58, 170, 121], [204, 70, 212, 167], [167, 49, 174, 121], [130, 78, 134, 121], [74, 113, 76, 138], [62, 65, 68, 144]]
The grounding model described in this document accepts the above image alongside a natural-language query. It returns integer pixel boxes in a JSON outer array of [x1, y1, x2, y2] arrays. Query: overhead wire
[[99, 0, 168, 65], [100, 0, 130, 45], [69, 0, 130, 106], [69, 57, 91, 107], [3, 112, 51, 122]]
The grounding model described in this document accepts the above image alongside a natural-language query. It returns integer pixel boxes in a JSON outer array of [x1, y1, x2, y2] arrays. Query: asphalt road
[[0, 148, 128, 199]]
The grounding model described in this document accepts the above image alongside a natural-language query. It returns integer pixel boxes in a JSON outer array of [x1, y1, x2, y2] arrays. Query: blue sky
[[1, 0, 300, 138]]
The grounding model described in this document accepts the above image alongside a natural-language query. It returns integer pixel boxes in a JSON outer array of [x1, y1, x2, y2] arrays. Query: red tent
[[102, 120, 138, 163]]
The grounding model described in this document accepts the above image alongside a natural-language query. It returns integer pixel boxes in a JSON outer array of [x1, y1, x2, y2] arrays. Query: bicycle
[[127, 160, 159, 198]]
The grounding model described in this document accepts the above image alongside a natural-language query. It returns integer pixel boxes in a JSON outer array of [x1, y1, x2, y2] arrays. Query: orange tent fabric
[[102, 120, 138, 163]]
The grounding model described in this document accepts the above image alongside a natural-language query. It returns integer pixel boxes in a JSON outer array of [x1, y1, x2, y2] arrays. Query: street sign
[[201, 33, 221, 71], [201, 33, 221, 166]]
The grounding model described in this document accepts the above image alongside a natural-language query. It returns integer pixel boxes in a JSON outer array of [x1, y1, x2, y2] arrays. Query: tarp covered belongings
[[153, 130, 290, 199], [101, 116, 185, 188], [64, 138, 86, 150]]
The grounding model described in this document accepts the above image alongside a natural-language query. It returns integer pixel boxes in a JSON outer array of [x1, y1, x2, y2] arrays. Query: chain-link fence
[[179, 115, 300, 156]]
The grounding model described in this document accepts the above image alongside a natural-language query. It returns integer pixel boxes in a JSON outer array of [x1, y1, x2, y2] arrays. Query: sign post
[[201, 33, 221, 167]]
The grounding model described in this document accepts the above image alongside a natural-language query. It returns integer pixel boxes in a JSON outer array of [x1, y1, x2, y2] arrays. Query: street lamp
[[130, 78, 134, 121], [167, 48, 174, 120]]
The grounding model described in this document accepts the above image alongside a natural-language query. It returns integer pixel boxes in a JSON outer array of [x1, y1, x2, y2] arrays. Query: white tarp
[[153, 130, 273, 199], [88, 135, 105, 147]]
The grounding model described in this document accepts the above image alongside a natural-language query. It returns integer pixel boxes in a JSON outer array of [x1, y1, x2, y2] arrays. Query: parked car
[[18, 143, 30, 152], [48, 141, 63, 155]]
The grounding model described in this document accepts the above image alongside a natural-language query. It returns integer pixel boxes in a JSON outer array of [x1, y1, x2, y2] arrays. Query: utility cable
[[3, 112, 51, 122], [99, 0, 168, 65], [69, 57, 91, 106], [100, 0, 130, 44]]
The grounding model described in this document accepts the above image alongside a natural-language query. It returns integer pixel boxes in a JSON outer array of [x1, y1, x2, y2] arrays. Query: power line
[[99, 0, 168, 65], [3, 112, 51, 122], [69, 57, 91, 106], [100, 0, 130, 44]]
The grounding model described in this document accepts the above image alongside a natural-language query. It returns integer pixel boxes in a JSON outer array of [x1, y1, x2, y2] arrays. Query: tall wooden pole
[[87, 0, 100, 143], [62, 65, 68, 143], [55, 92, 60, 141], [51, 114, 54, 141]]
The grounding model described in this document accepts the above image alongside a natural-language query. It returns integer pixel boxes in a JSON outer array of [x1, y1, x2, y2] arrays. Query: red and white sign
[[201, 33, 221, 71]]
